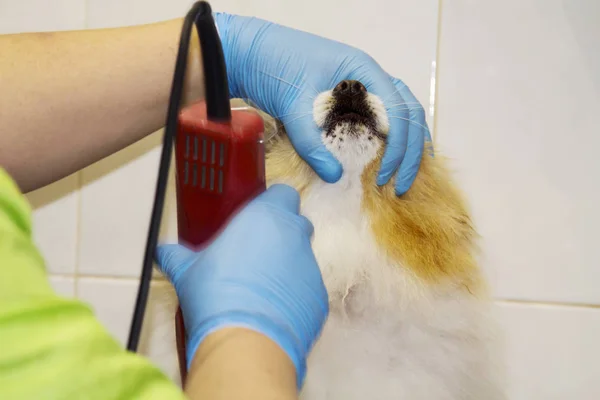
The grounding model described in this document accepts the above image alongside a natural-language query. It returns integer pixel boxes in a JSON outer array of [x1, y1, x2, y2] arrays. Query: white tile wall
[[0, 0, 85, 33], [497, 302, 600, 399], [435, 0, 600, 305], [85, 0, 196, 28], [3, 0, 599, 397]]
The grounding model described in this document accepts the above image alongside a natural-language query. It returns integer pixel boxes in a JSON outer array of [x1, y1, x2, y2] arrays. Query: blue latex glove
[[214, 12, 432, 195], [156, 184, 328, 388]]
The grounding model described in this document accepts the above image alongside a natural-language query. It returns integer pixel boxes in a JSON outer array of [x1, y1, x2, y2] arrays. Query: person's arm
[[0, 167, 187, 399], [0, 19, 203, 193], [1, 12, 428, 196], [185, 328, 297, 400]]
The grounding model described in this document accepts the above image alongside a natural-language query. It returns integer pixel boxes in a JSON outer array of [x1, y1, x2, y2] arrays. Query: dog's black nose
[[333, 80, 366, 97]]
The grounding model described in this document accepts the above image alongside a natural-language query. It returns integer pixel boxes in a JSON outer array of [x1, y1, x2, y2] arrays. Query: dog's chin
[[321, 119, 383, 173], [313, 89, 389, 173]]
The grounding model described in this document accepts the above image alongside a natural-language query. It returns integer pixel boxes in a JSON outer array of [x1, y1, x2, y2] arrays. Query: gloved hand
[[155, 184, 328, 388], [214, 12, 432, 195]]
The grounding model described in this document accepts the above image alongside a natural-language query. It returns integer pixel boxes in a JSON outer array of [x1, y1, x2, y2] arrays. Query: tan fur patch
[[361, 145, 483, 293]]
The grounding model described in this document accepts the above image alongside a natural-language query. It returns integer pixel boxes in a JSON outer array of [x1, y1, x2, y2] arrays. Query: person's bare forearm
[[0, 19, 204, 193], [185, 328, 298, 400]]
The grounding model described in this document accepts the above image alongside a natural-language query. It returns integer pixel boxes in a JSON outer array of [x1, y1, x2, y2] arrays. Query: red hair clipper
[[124, 1, 265, 386], [173, 3, 266, 384]]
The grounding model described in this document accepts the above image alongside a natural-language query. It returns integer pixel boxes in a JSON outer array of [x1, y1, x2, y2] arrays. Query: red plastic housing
[[173, 100, 266, 384], [175, 102, 266, 249]]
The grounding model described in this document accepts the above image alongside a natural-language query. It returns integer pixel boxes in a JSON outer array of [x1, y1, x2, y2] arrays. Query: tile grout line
[[49, 267, 600, 309], [430, 0, 444, 145], [82, 0, 89, 30], [494, 298, 600, 310]]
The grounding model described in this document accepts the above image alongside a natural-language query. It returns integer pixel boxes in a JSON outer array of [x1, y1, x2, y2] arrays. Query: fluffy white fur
[[291, 90, 506, 400]]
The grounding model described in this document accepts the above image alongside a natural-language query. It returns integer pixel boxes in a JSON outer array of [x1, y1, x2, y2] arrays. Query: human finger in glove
[[156, 185, 328, 389], [214, 12, 432, 195]]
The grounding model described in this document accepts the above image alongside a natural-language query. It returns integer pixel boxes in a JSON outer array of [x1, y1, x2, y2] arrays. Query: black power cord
[[127, 0, 230, 352]]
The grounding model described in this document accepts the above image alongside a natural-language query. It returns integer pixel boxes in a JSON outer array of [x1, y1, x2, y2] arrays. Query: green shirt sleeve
[[0, 168, 187, 400]]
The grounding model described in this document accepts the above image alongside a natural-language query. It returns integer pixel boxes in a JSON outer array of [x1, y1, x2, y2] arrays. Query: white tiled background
[[2, 0, 599, 398]]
